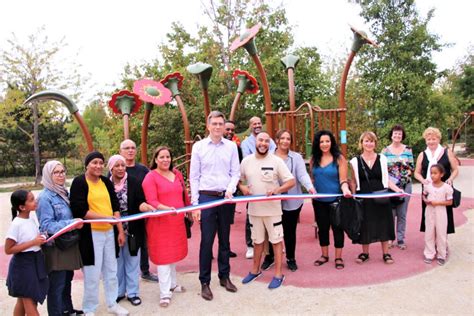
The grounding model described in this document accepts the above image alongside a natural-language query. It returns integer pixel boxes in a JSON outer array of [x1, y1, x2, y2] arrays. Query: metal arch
[[24, 90, 94, 151]]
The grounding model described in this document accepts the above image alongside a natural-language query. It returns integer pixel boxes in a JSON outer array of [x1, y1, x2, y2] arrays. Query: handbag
[[329, 197, 343, 228], [358, 156, 390, 206], [177, 169, 193, 239], [54, 230, 80, 250], [390, 183, 406, 206], [128, 233, 138, 255], [452, 187, 461, 208], [339, 197, 363, 242]]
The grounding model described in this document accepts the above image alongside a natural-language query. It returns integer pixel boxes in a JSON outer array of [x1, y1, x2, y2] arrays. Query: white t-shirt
[[240, 153, 294, 216], [6, 216, 41, 252]]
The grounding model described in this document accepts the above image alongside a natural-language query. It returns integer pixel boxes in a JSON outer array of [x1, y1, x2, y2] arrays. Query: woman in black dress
[[350, 132, 403, 264], [414, 127, 459, 234]]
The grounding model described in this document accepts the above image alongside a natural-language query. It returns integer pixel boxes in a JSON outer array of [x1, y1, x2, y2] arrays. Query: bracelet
[[340, 180, 349, 188]]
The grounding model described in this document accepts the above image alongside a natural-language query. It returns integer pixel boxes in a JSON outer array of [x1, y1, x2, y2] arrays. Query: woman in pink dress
[[142, 146, 188, 308]]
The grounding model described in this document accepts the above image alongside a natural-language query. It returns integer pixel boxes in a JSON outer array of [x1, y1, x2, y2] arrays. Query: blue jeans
[[117, 236, 140, 297], [47, 270, 73, 316], [198, 194, 233, 284], [83, 230, 119, 313], [393, 182, 412, 244]]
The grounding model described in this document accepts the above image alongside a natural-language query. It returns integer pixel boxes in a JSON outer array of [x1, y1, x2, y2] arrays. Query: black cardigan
[[124, 175, 146, 256], [70, 174, 120, 266]]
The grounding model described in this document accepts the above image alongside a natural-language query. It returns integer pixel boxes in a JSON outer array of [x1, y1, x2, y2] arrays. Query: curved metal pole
[[140, 104, 153, 165], [24, 90, 94, 152], [229, 92, 242, 122], [175, 95, 192, 174], [251, 54, 273, 138], [202, 88, 211, 120], [451, 111, 474, 152], [338, 51, 356, 157], [287, 67, 296, 150], [123, 114, 130, 141]]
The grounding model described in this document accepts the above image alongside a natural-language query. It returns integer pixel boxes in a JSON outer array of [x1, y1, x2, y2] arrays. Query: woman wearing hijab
[[414, 127, 459, 235], [37, 160, 84, 316], [70, 151, 129, 316], [107, 155, 154, 306]]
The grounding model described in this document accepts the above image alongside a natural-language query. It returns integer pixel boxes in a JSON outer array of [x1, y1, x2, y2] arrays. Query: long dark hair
[[149, 146, 174, 171], [311, 130, 341, 166], [10, 189, 30, 220]]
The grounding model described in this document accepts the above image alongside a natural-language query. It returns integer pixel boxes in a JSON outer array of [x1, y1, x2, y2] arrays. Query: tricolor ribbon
[[45, 192, 409, 242]]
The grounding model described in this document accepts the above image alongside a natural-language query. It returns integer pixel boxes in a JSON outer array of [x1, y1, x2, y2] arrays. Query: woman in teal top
[[381, 124, 414, 250], [311, 130, 351, 269]]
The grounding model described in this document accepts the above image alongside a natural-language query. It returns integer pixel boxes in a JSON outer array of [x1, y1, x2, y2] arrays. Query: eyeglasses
[[53, 170, 66, 176], [122, 146, 136, 150], [225, 128, 234, 131]]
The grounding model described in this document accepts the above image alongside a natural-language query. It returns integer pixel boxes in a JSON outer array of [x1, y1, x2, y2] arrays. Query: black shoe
[[287, 259, 298, 272], [229, 251, 237, 258], [116, 295, 126, 303], [261, 256, 275, 270]]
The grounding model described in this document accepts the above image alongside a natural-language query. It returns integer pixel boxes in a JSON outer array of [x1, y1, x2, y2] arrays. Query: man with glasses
[[119, 139, 158, 283], [190, 111, 240, 301]]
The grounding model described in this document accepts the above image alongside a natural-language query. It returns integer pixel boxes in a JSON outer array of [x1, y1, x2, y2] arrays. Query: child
[[5, 190, 49, 316], [422, 164, 453, 266]]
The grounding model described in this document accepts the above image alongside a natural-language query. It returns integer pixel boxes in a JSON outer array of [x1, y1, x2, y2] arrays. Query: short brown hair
[[149, 146, 173, 171], [275, 129, 292, 144], [207, 110, 226, 125], [388, 124, 406, 141], [358, 131, 378, 151]]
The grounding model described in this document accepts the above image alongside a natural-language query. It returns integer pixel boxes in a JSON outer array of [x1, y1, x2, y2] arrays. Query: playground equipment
[[24, 90, 94, 152], [108, 90, 143, 140]]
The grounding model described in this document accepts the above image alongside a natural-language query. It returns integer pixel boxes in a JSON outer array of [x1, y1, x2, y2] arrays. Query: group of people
[[5, 109, 459, 314]]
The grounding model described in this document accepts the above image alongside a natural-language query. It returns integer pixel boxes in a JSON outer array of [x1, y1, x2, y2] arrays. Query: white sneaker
[[85, 313, 95, 316], [246, 247, 254, 259], [107, 304, 129, 315]]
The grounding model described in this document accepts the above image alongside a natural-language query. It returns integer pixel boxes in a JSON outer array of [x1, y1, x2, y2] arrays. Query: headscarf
[[84, 151, 105, 167], [424, 144, 444, 181], [107, 154, 128, 192], [41, 160, 70, 205]]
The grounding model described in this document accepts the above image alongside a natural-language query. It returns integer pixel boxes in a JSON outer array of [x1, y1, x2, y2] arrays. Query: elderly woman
[[414, 127, 459, 235], [142, 146, 188, 308], [261, 129, 316, 272], [107, 155, 154, 306], [381, 124, 414, 250], [70, 151, 129, 316], [350, 132, 403, 264], [37, 161, 83, 316]]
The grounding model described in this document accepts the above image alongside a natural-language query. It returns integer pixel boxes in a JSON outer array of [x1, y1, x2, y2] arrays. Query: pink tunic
[[142, 170, 188, 265]]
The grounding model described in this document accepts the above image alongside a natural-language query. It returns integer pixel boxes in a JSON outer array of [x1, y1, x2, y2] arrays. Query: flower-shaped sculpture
[[108, 90, 142, 140], [229, 23, 273, 135], [229, 23, 261, 56], [187, 62, 213, 119], [160, 72, 184, 96], [232, 69, 259, 94], [133, 79, 172, 105], [229, 70, 259, 121], [350, 25, 378, 52], [108, 90, 142, 116], [133, 79, 172, 163]]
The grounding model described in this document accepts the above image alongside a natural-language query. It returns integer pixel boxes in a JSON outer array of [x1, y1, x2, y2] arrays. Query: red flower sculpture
[[108, 90, 142, 116], [232, 69, 259, 94], [160, 72, 184, 90], [133, 79, 172, 105], [350, 25, 378, 47], [230, 23, 261, 52], [232, 135, 241, 147]]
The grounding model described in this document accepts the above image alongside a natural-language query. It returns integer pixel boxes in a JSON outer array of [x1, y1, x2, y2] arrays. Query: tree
[[0, 27, 83, 183], [356, 0, 451, 153]]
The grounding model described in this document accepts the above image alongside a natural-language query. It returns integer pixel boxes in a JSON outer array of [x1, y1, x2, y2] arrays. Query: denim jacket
[[37, 188, 75, 235]]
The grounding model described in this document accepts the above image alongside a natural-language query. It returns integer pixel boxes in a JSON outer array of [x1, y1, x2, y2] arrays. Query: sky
[[0, 0, 472, 108]]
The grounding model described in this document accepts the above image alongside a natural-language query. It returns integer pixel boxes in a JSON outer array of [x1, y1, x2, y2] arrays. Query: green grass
[[0, 176, 36, 185], [0, 184, 43, 193]]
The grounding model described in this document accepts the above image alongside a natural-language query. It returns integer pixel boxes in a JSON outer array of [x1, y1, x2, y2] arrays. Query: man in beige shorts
[[239, 132, 295, 289]]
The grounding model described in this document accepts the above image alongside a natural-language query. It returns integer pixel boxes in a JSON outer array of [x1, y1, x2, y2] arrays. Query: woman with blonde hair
[[350, 132, 404, 264], [414, 127, 458, 236]]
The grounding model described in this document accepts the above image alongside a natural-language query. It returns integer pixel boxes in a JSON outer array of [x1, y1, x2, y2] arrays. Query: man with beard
[[239, 132, 295, 289], [240, 116, 276, 259], [190, 111, 240, 301]]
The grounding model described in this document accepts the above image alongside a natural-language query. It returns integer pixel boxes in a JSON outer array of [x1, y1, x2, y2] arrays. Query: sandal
[[335, 258, 345, 270], [355, 253, 369, 264], [313, 255, 329, 266], [383, 253, 394, 264], [127, 296, 142, 306], [171, 285, 186, 293], [159, 297, 171, 308]]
